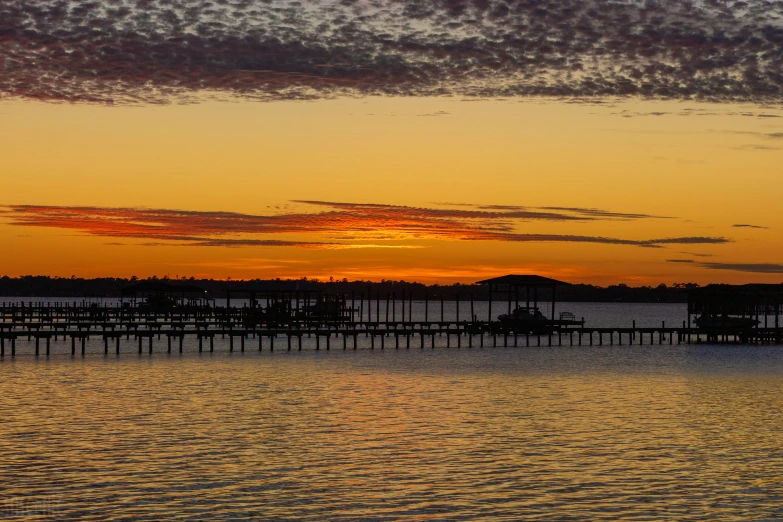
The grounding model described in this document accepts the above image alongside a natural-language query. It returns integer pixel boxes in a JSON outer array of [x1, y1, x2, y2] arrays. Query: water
[[2, 304, 783, 520]]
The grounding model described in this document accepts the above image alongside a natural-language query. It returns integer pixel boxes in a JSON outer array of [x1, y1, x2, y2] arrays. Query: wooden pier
[[0, 301, 781, 357]]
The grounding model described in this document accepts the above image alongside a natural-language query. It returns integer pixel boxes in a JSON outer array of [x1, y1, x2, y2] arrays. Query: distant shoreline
[[0, 276, 707, 303]]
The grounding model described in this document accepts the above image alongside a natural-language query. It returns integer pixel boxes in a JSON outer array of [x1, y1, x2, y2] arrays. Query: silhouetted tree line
[[0, 275, 695, 303]]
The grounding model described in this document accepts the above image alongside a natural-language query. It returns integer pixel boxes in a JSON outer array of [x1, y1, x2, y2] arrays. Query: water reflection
[[1, 348, 782, 520]]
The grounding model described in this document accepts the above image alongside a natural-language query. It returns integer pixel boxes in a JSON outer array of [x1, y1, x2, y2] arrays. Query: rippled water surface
[[3, 345, 783, 520]]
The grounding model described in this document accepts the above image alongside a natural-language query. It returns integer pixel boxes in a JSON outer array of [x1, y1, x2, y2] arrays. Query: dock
[[1, 276, 780, 357], [0, 301, 781, 357]]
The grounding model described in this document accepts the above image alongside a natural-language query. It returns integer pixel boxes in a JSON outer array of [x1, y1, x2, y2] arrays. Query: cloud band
[[2, 0, 783, 103], [1, 201, 729, 249]]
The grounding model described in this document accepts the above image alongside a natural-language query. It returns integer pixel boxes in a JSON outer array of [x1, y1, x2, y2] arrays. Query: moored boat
[[694, 314, 759, 330], [498, 307, 583, 334]]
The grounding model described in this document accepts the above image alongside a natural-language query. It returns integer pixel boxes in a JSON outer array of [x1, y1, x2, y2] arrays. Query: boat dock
[[2, 276, 781, 357], [0, 302, 781, 357]]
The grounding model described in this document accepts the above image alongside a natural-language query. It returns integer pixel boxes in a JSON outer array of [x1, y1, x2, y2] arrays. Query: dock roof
[[476, 275, 569, 287]]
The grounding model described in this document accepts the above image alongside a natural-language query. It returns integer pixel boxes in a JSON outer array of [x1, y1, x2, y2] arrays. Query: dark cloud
[[466, 233, 728, 248], [679, 252, 715, 258], [617, 109, 783, 118], [612, 110, 671, 118], [293, 200, 592, 223], [145, 239, 341, 249], [437, 203, 671, 220], [644, 237, 730, 246], [0, 201, 728, 249], [537, 206, 672, 220], [4, 0, 783, 104], [733, 223, 769, 229], [417, 111, 451, 117], [667, 257, 783, 273], [720, 131, 783, 139], [700, 262, 783, 274], [730, 144, 782, 151]]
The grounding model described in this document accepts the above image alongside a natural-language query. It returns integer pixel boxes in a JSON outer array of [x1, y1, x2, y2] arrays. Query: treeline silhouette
[[0, 275, 696, 303]]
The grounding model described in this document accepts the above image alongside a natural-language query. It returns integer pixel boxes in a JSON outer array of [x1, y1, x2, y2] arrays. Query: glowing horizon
[[1, 1, 782, 286]]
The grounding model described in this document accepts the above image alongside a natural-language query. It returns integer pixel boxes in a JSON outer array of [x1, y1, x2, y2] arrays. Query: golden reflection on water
[[1, 348, 783, 520]]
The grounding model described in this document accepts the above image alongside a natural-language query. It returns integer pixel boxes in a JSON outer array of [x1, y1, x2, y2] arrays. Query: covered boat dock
[[476, 274, 572, 322], [688, 284, 783, 330]]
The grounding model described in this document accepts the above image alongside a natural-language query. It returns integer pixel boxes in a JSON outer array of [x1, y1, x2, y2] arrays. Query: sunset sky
[[1, 0, 782, 285]]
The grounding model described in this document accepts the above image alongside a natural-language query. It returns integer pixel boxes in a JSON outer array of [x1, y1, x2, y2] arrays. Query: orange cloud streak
[[1, 202, 729, 249]]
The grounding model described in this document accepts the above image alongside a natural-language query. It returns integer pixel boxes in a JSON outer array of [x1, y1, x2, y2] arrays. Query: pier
[[1, 277, 781, 357], [0, 304, 780, 358]]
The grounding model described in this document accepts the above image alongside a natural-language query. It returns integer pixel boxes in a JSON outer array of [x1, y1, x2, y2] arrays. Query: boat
[[694, 313, 759, 330], [497, 307, 582, 334]]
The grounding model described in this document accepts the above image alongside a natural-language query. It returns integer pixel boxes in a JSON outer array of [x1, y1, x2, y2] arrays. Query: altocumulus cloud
[[3, 0, 783, 104], [0, 201, 729, 249]]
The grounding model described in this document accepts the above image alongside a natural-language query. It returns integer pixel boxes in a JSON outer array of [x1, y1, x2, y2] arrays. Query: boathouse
[[476, 274, 570, 322], [688, 284, 783, 329]]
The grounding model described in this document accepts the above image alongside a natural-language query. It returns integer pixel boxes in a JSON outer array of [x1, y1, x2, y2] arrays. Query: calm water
[[3, 303, 783, 520]]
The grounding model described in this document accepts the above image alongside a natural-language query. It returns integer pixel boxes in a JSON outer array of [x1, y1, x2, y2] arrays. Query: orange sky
[[1, 97, 782, 285]]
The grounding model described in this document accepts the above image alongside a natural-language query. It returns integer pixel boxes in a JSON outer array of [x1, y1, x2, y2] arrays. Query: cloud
[[436, 202, 671, 220], [679, 252, 715, 258], [648, 237, 731, 245], [617, 110, 783, 119], [4, 0, 783, 104], [717, 131, 783, 139], [612, 110, 671, 118], [668, 258, 783, 273], [417, 111, 451, 117], [0, 201, 729, 249], [618, 109, 783, 119], [730, 144, 782, 151], [733, 223, 769, 229], [292, 199, 649, 224], [699, 263, 783, 274], [142, 239, 341, 249], [174, 239, 425, 249], [537, 206, 672, 220]]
